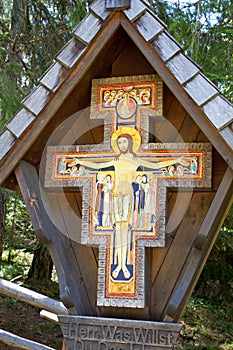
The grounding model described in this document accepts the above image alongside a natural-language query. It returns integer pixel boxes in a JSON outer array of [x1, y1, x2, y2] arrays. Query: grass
[[176, 297, 233, 349]]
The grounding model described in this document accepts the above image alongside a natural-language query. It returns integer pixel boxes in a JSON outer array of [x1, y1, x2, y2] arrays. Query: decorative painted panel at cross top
[[45, 75, 212, 308]]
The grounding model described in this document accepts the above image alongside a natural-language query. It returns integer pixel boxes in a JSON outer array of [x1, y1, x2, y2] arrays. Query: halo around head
[[111, 126, 141, 155]]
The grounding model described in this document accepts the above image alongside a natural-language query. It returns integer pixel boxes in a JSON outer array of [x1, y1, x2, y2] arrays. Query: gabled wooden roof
[[0, 0, 232, 185]]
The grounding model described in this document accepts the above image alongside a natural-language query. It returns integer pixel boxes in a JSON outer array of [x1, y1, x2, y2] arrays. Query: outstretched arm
[[139, 157, 189, 170], [77, 158, 115, 170]]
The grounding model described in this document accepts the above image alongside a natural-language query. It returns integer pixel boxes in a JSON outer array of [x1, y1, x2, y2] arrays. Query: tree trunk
[[27, 243, 53, 282], [0, 188, 7, 267]]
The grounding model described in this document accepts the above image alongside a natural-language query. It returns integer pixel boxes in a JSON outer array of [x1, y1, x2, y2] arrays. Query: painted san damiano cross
[[45, 75, 211, 308]]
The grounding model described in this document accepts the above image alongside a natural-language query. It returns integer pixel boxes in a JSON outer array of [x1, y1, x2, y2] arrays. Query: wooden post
[[14, 160, 92, 315], [0, 278, 68, 315], [0, 329, 56, 350]]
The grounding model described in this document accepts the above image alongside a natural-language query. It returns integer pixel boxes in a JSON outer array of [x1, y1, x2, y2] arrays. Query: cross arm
[[78, 158, 115, 170], [138, 157, 189, 170]]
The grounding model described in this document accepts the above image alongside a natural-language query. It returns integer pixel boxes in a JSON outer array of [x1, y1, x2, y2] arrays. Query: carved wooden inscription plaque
[[59, 316, 183, 350]]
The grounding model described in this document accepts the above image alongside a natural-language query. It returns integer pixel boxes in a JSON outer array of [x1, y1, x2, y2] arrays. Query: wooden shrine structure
[[0, 0, 233, 348]]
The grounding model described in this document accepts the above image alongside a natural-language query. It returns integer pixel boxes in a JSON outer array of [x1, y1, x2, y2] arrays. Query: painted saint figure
[[102, 174, 114, 226], [77, 126, 188, 280]]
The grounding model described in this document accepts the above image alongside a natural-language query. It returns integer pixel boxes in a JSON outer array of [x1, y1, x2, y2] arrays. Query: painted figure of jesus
[[77, 127, 188, 280]]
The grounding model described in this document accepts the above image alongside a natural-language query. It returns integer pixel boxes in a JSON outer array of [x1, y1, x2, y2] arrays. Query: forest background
[[0, 0, 232, 349]]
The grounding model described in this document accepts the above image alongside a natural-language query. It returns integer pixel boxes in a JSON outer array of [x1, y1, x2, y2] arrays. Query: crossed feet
[[112, 265, 130, 279]]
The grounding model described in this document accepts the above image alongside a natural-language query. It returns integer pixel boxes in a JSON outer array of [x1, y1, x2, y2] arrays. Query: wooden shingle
[[56, 37, 86, 69], [220, 125, 233, 149], [184, 74, 218, 106], [6, 109, 35, 138], [134, 10, 164, 42], [40, 62, 69, 92], [203, 95, 233, 130], [22, 85, 52, 116], [166, 53, 199, 85], [0, 130, 16, 160], [124, 0, 147, 21], [150, 32, 181, 62], [90, 0, 111, 20], [73, 13, 103, 45]]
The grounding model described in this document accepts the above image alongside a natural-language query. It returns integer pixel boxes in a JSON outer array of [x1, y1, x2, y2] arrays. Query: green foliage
[[4, 191, 35, 251], [0, 0, 87, 129], [177, 297, 233, 349]]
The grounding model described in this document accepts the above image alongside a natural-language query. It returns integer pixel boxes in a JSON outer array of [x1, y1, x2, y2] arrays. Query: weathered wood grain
[[14, 161, 90, 314], [73, 13, 102, 45], [166, 53, 199, 85], [134, 10, 164, 42], [184, 73, 218, 106], [195, 167, 233, 250], [47, 190, 99, 315], [0, 330, 55, 350], [106, 0, 131, 10], [124, 0, 146, 22], [150, 192, 214, 320], [124, 0, 146, 21], [0, 278, 67, 315], [164, 168, 233, 321], [90, 0, 110, 20], [23, 85, 52, 116], [203, 95, 233, 130], [220, 125, 233, 149], [40, 62, 69, 92], [150, 32, 181, 63], [0, 130, 16, 160], [56, 38, 86, 69], [6, 108, 36, 138]]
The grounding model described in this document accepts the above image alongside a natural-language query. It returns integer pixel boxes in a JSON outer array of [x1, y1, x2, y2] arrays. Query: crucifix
[[45, 75, 211, 308]]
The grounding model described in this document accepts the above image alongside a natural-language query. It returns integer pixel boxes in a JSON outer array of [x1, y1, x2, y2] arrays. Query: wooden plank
[[0, 278, 67, 315], [0, 329, 55, 350], [184, 73, 218, 106], [6, 109, 36, 138], [155, 88, 187, 142], [163, 247, 201, 321], [106, 0, 131, 10], [73, 13, 102, 45], [176, 113, 201, 142], [40, 62, 69, 92], [0, 130, 16, 160], [203, 95, 233, 130], [14, 161, 89, 314], [220, 125, 233, 149], [45, 189, 98, 315], [164, 168, 233, 321], [195, 167, 233, 250], [166, 53, 199, 85], [40, 310, 59, 323], [56, 37, 86, 69], [23, 85, 52, 116], [90, 0, 110, 20], [54, 191, 99, 314], [150, 192, 177, 292], [134, 10, 164, 42], [150, 32, 181, 63], [150, 192, 214, 320], [111, 37, 155, 76], [124, 0, 146, 21]]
